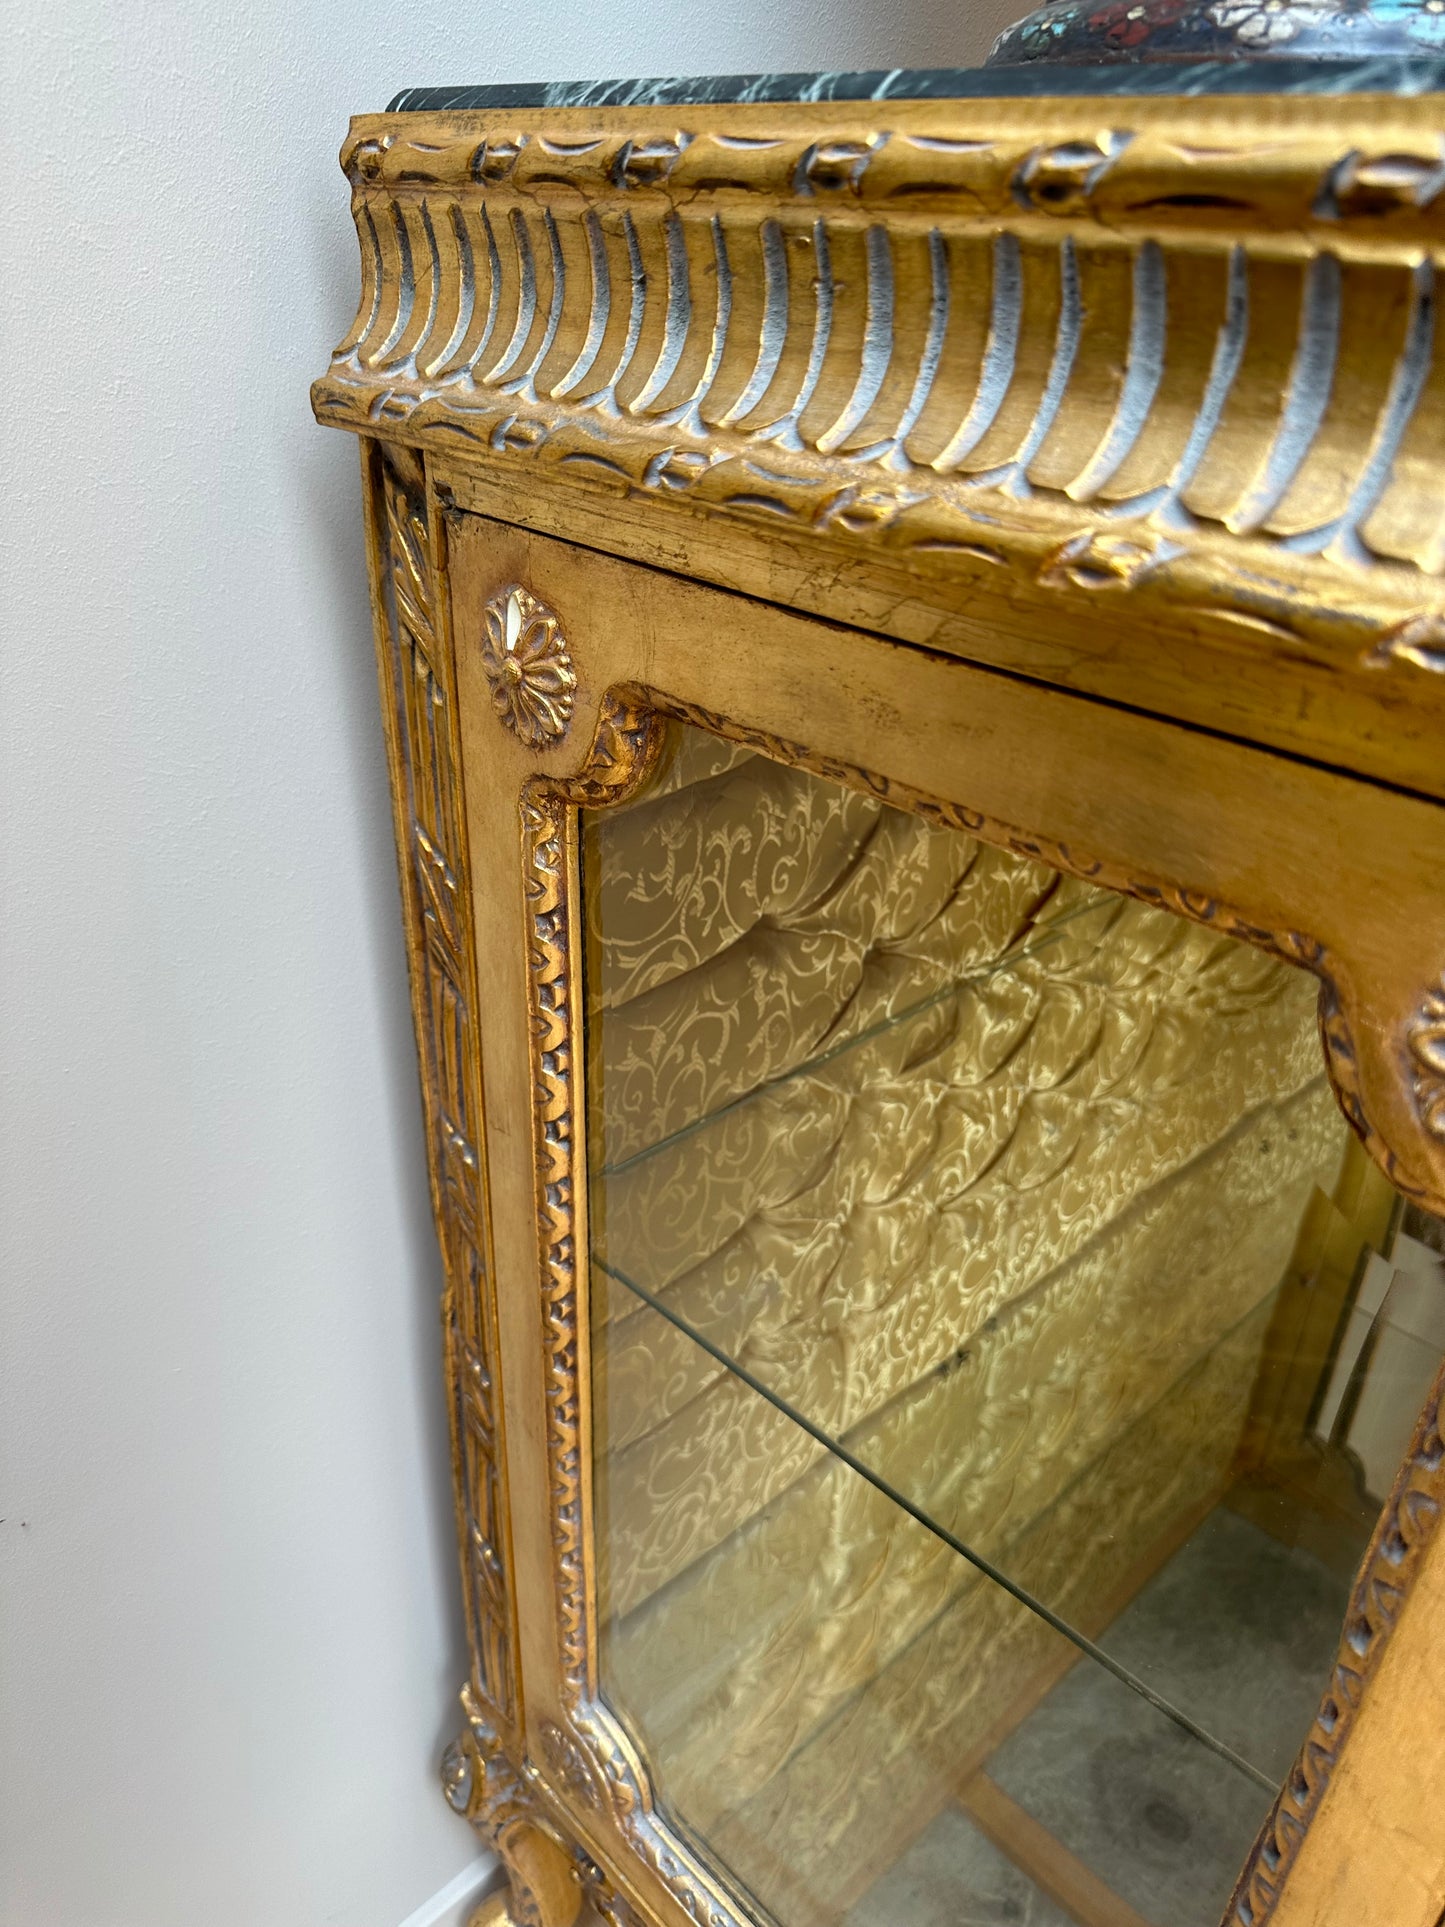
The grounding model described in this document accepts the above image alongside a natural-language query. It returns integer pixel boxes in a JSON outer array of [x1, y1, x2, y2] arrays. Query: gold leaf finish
[[314, 95, 1445, 750], [480, 584, 577, 745], [321, 80, 1445, 1927], [514, 681, 1445, 1927], [368, 446, 518, 1730]]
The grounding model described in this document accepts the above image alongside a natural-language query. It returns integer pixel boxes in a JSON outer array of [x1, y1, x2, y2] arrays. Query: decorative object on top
[[988, 0, 1445, 64]]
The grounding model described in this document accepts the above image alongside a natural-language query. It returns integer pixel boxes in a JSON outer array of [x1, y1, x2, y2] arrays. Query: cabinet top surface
[[386, 54, 1445, 111]]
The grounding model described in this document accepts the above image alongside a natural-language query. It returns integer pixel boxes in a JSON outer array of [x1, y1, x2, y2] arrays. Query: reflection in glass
[[582, 723, 1445, 1927]]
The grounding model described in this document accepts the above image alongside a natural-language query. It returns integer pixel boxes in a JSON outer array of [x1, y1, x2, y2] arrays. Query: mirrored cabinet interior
[[314, 21, 1445, 1927]]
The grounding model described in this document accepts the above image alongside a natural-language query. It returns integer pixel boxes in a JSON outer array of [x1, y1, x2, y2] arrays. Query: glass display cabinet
[[313, 19, 1445, 1925]]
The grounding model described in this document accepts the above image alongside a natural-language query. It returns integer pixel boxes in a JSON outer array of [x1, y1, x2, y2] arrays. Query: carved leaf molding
[[315, 105, 1445, 656]]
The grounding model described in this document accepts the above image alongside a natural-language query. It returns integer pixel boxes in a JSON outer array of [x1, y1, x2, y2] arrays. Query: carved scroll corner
[[1363, 609, 1445, 675], [1408, 974, 1445, 1145], [441, 1728, 479, 1817], [480, 584, 577, 747], [443, 1695, 585, 1927], [1311, 956, 1445, 1218], [574, 1853, 647, 1927]]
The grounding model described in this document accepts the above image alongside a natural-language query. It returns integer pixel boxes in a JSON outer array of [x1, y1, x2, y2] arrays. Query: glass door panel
[[582, 720, 1445, 1924], [594, 1286, 1278, 1927]]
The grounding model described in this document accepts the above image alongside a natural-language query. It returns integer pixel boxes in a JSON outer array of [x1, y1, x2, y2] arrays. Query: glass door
[[580, 720, 1445, 1927]]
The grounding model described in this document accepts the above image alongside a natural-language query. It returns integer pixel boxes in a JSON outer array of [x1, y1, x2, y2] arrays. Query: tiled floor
[[842, 1507, 1352, 1927]]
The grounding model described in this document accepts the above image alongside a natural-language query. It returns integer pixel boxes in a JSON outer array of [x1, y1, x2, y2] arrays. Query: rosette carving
[[480, 585, 576, 746], [1409, 975, 1445, 1141]]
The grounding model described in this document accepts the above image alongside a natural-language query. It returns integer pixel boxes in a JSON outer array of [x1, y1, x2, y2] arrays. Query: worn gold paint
[[324, 94, 1445, 1927]]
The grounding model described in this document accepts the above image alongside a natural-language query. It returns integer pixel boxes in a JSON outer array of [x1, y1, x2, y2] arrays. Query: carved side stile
[[367, 443, 518, 1731], [367, 445, 594, 1927]]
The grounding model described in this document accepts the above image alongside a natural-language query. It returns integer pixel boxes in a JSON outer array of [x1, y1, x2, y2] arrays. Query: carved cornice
[[315, 98, 1445, 672]]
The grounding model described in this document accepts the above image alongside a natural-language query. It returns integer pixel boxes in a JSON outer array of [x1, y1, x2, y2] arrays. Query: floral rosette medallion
[[479, 585, 577, 747]]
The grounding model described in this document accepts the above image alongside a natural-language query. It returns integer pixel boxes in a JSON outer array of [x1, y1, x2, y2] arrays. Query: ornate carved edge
[[446, 1687, 584, 1927], [315, 102, 1445, 670], [1408, 974, 1445, 1144], [522, 694, 665, 1696], [520, 697, 761, 1927], [626, 689, 1441, 1210], [367, 446, 519, 1723], [1226, 1366, 1445, 1925], [518, 680, 1445, 1927]]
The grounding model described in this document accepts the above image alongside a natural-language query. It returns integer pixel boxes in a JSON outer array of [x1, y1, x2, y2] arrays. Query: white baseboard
[[397, 1852, 498, 1927]]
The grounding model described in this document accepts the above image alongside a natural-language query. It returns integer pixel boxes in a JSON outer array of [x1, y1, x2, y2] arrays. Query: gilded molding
[[517, 682, 1445, 1927], [341, 94, 1445, 1927], [315, 100, 1445, 664], [446, 1688, 585, 1927], [521, 694, 665, 1697], [444, 1695, 535, 1844], [1227, 1365, 1445, 1926], [370, 448, 518, 1727], [620, 686, 1445, 1210], [1408, 976, 1445, 1141], [521, 697, 763, 1927]]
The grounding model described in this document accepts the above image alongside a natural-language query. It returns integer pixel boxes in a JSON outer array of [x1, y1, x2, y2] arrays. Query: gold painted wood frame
[[315, 95, 1445, 802], [360, 448, 1445, 1927], [318, 87, 1445, 1927]]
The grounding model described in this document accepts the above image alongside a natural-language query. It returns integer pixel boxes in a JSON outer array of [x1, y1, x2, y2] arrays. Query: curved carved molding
[[517, 682, 1445, 1927], [315, 101, 1445, 664], [621, 687, 1443, 1212], [447, 1689, 585, 1927], [1408, 974, 1445, 1142]]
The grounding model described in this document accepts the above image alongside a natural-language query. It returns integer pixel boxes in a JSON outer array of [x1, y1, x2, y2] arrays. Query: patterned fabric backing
[[584, 724, 1345, 1918]]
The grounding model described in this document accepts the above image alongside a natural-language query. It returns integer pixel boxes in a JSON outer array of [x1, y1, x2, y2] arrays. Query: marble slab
[[387, 55, 1445, 111]]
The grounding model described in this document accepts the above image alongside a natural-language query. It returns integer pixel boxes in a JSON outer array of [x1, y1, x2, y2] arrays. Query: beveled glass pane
[[583, 721, 1445, 1925]]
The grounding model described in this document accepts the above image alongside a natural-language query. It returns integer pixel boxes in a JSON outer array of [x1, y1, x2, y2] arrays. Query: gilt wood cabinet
[[315, 66, 1445, 1927]]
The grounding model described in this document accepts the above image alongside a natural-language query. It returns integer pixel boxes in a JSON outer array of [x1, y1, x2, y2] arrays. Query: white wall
[[2, 3, 1020, 1924]]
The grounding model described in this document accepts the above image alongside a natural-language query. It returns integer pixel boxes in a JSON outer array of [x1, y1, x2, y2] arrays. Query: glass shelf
[[594, 1288, 1284, 1927]]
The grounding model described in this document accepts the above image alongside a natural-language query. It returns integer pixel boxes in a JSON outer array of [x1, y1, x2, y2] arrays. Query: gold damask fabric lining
[[584, 722, 1346, 1920]]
